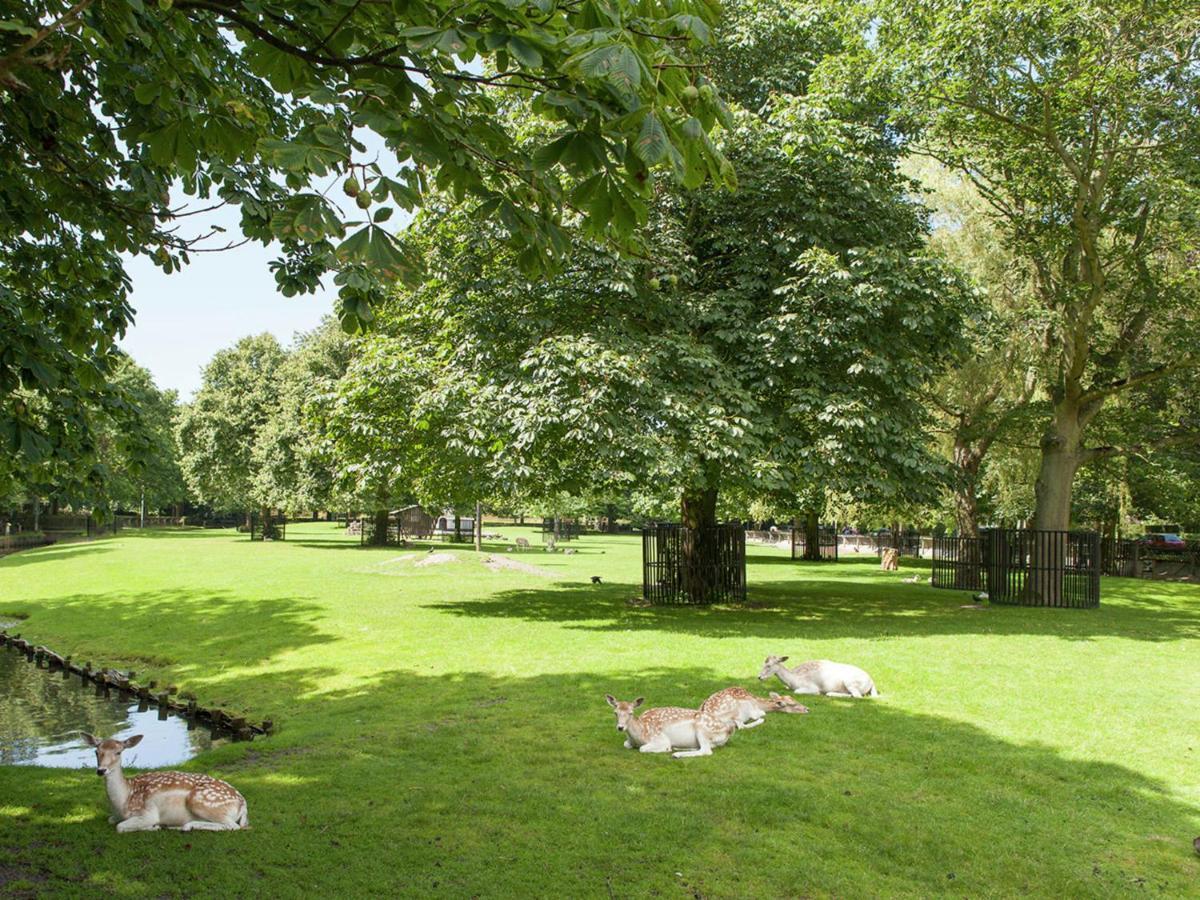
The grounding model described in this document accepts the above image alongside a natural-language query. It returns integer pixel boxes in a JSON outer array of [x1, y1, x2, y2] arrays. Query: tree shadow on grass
[[1, 590, 335, 714], [0, 665, 1196, 896], [0, 544, 117, 569], [424, 573, 1200, 643]]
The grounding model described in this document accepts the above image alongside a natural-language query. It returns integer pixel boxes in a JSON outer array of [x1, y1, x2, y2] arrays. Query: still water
[[0, 640, 225, 768]]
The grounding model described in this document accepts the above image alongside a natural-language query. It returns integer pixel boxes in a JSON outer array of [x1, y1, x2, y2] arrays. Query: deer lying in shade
[[758, 656, 879, 698], [82, 733, 248, 832], [700, 686, 809, 729], [605, 695, 735, 758]]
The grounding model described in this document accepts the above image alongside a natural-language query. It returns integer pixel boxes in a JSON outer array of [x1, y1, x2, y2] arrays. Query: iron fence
[[250, 514, 287, 541], [932, 529, 1100, 607], [791, 525, 838, 561], [931, 535, 984, 591], [542, 518, 581, 541], [642, 523, 746, 606]]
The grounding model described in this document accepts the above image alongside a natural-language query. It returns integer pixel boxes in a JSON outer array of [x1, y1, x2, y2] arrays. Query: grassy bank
[[1, 524, 1197, 897]]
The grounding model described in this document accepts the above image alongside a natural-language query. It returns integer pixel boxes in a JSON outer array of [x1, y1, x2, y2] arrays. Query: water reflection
[[0, 645, 225, 768]]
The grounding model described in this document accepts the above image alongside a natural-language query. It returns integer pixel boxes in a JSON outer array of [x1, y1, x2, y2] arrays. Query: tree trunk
[[680, 487, 718, 604], [952, 440, 983, 538], [370, 508, 389, 546], [605, 503, 616, 534], [244, 510, 253, 531], [453, 513, 461, 543], [259, 505, 271, 539], [474, 501, 482, 552], [1029, 404, 1087, 603], [803, 510, 821, 561]]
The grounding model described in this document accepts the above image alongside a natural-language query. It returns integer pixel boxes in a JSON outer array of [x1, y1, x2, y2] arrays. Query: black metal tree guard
[[790, 522, 838, 561], [932, 528, 1100, 608], [642, 523, 746, 605]]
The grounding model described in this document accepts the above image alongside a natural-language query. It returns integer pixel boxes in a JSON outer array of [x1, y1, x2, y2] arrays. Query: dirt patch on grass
[[481, 555, 554, 577], [414, 552, 458, 568]]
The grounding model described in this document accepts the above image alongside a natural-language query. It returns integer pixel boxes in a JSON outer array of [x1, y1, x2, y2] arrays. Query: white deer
[[700, 686, 809, 729], [82, 733, 249, 832], [758, 656, 879, 698], [605, 695, 735, 758]]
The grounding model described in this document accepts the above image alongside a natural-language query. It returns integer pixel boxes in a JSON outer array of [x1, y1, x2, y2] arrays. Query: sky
[[119, 128, 408, 400], [118, 201, 333, 401]]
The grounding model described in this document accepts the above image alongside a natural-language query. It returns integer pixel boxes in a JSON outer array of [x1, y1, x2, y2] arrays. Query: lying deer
[[758, 656, 879, 698], [605, 695, 734, 758], [700, 686, 809, 729], [82, 733, 248, 832]]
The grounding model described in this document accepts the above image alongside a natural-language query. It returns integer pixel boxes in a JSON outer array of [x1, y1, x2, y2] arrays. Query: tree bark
[[370, 508, 389, 546], [680, 486, 718, 603], [952, 439, 983, 538], [803, 510, 821, 561], [453, 512, 461, 543], [1033, 404, 1086, 531], [474, 501, 482, 552]]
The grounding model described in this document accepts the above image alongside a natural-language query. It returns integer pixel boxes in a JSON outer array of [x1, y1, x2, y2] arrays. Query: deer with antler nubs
[[605, 695, 736, 758], [82, 733, 248, 832]]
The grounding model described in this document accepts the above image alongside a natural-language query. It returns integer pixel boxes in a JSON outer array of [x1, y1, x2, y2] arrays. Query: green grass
[[0, 524, 1197, 898]]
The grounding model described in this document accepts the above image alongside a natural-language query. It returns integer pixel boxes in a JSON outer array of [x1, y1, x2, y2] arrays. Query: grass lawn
[[1, 523, 1198, 898]]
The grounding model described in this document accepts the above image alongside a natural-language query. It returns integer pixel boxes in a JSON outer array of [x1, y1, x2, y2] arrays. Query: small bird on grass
[[591, 576, 602, 585]]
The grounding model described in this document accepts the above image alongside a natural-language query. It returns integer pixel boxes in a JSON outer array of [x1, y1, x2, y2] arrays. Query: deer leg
[[637, 734, 673, 754], [739, 717, 765, 729], [181, 820, 240, 835], [672, 733, 714, 759], [824, 691, 855, 698], [847, 685, 864, 698], [116, 814, 160, 833]]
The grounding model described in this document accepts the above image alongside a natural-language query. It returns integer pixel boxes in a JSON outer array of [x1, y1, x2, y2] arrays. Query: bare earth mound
[[414, 552, 458, 568], [481, 555, 554, 577]]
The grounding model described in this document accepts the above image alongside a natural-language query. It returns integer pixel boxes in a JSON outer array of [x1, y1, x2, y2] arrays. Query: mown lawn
[[0, 523, 1197, 898]]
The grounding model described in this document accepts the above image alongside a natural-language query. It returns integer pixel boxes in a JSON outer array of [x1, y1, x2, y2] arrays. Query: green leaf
[[507, 37, 543, 69], [633, 113, 669, 166]]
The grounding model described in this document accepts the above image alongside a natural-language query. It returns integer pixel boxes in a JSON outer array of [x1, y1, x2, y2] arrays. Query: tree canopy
[[335, 3, 968, 532], [879, 0, 1200, 529], [1, 0, 732, 491]]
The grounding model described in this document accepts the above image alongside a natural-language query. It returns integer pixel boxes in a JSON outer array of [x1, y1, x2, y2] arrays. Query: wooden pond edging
[[0, 630, 274, 741]]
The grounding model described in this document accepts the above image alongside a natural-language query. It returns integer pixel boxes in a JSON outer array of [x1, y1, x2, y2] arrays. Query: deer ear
[[122, 734, 144, 749], [80, 732, 99, 747], [633, 697, 644, 708], [779, 656, 789, 663], [604, 694, 617, 707]]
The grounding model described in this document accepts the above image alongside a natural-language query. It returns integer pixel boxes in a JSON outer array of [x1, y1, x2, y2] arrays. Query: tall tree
[[1, 0, 733, 476], [347, 95, 966, 597], [91, 359, 189, 515], [881, 0, 1200, 529], [252, 320, 351, 514], [176, 333, 285, 523]]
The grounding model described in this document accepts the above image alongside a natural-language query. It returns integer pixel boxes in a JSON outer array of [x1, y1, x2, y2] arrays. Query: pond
[[0, 636, 226, 768]]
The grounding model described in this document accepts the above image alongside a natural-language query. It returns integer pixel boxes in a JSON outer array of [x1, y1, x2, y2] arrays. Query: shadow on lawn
[[425, 573, 1200, 643], [7, 589, 334, 677], [1, 665, 1195, 896], [0, 544, 117, 569]]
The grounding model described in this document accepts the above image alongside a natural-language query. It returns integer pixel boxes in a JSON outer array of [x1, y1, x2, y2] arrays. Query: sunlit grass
[[0, 524, 1197, 897]]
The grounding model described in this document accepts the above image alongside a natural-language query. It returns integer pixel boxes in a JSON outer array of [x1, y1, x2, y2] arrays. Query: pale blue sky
[[119, 132, 406, 399], [119, 219, 335, 400]]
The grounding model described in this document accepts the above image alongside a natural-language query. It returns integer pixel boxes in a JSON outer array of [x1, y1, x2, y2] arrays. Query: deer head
[[758, 655, 789, 681], [604, 695, 644, 732], [81, 733, 142, 777], [767, 691, 809, 714]]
